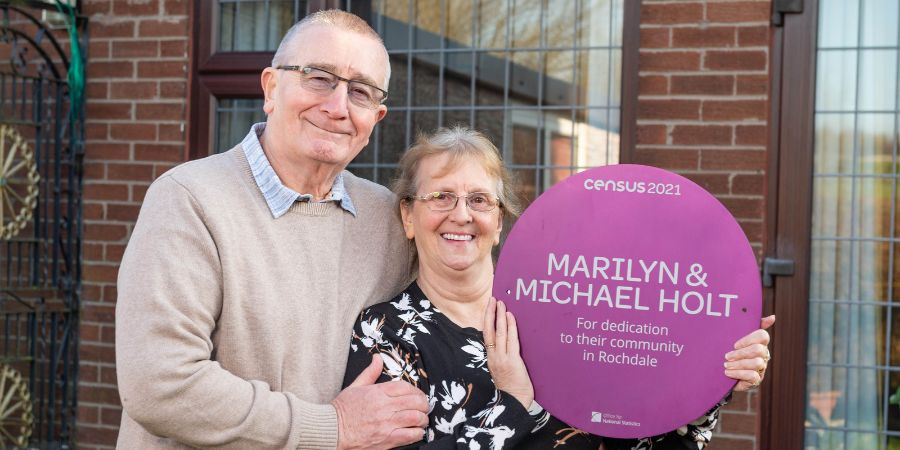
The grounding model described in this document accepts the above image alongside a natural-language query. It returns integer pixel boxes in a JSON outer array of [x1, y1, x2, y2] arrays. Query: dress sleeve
[[343, 307, 537, 449]]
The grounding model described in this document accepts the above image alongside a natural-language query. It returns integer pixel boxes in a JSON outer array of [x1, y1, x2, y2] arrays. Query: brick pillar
[[636, 1, 771, 449], [78, 0, 190, 448]]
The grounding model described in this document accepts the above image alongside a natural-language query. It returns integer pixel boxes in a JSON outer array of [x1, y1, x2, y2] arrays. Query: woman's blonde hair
[[392, 126, 522, 218]]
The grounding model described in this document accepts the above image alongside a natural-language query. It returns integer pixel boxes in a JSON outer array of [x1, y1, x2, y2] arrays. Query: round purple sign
[[493, 164, 761, 438]]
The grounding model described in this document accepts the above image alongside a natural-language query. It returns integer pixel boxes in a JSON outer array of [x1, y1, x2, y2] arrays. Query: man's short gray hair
[[272, 10, 391, 90]]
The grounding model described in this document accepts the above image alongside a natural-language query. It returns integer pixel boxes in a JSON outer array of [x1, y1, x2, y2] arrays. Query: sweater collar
[[241, 122, 357, 218]]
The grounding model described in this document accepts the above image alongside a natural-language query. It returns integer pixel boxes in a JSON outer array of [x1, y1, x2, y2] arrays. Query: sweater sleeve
[[115, 175, 336, 449], [343, 307, 536, 449]]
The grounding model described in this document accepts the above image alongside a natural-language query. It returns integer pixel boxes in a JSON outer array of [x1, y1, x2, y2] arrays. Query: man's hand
[[333, 354, 429, 450]]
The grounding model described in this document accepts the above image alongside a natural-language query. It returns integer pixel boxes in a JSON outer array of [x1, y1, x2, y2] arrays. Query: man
[[116, 10, 429, 449]]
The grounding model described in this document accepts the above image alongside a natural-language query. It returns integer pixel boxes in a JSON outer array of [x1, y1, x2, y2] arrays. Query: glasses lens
[[300, 68, 336, 92], [347, 82, 382, 109], [467, 193, 496, 212], [426, 192, 456, 211]]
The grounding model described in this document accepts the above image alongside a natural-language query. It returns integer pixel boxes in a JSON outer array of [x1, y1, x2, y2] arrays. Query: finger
[[726, 369, 764, 391], [349, 354, 383, 387], [483, 297, 497, 352], [506, 311, 520, 354], [723, 357, 766, 371], [760, 315, 776, 330], [732, 329, 770, 351], [380, 379, 426, 398], [390, 409, 430, 430], [386, 391, 431, 413], [385, 427, 427, 447], [726, 343, 769, 362], [496, 300, 508, 354]]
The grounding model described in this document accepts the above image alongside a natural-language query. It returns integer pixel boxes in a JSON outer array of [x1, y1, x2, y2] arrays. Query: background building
[[0, 0, 893, 448]]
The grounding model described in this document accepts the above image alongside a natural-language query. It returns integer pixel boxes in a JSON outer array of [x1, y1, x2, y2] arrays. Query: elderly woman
[[343, 127, 773, 449]]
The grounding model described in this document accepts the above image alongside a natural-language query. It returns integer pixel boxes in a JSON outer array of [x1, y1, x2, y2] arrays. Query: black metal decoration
[[0, 1, 86, 448]]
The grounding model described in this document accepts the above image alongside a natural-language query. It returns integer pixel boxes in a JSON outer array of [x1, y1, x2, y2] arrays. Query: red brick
[[671, 75, 734, 95], [82, 305, 116, 323], [84, 183, 129, 201], [639, 75, 668, 95], [87, 102, 133, 120], [739, 220, 763, 242], [633, 148, 699, 170], [81, 285, 103, 303], [705, 50, 767, 71], [88, 40, 110, 60], [107, 204, 141, 222], [640, 51, 701, 71], [83, 243, 104, 260], [85, 223, 128, 241], [77, 425, 119, 447], [83, 162, 105, 180], [86, 123, 108, 141], [138, 18, 189, 38], [164, 0, 190, 15], [683, 173, 730, 194], [160, 40, 188, 58], [78, 404, 100, 423], [672, 26, 736, 48], [701, 149, 766, 170], [721, 197, 764, 219], [708, 2, 772, 23], [81, 324, 101, 343], [87, 143, 131, 160], [136, 102, 184, 121], [135, 143, 184, 162], [636, 124, 668, 145], [154, 163, 178, 178], [101, 406, 122, 426], [112, 40, 159, 58], [83, 263, 120, 284], [87, 61, 135, 78], [138, 60, 186, 78], [103, 285, 119, 301], [158, 123, 184, 141], [106, 245, 127, 263], [738, 26, 769, 46], [733, 174, 765, 194], [703, 100, 767, 121], [82, 0, 111, 15], [638, 99, 700, 120], [112, 0, 159, 15], [736, 124, 767, 145], [100, 366, 119, 385], [107, 163, 155, 181], [641, 2, 704, 24], [640, 28, 670, 48], [132, 184, 150, 202], [160, 81, 187, 98], [110, 123, 156, 141], [92, 21, 135, 39], [737, 74, 768, 95], [672, 125, 732, 145]]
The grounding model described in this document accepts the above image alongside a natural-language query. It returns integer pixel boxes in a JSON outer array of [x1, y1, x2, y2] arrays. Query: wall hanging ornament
[[0, 124, 40, 240]]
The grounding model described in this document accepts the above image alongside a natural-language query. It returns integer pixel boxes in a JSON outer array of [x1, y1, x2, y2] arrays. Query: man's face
[[261, 25, 388, 169]]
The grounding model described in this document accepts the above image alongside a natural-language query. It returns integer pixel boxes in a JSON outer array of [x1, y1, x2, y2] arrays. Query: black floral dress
[[343, 282, 727, 449]]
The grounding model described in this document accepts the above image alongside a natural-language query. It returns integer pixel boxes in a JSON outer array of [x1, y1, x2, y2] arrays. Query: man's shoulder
[[341, 170, 395, 205], [152, 147, 244, 196]]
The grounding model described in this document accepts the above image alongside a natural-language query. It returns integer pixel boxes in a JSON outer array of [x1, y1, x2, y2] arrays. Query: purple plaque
[[493, 164, 761, 438]]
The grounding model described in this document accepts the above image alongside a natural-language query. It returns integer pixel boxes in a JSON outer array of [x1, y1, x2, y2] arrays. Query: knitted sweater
[[115, 145, 415, 449]]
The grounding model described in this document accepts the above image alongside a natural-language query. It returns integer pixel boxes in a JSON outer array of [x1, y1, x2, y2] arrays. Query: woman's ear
[[494, 212, 503, 246], [400, 200, 415, 240]]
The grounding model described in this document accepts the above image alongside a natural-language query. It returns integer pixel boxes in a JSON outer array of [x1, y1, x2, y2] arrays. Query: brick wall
[[73, 0, 772, 448], [77, 0, 190, 447], [635, 1, 771, 449]]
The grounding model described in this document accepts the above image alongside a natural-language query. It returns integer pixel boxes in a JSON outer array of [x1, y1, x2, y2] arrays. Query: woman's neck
[[417, 266, 493, 330]]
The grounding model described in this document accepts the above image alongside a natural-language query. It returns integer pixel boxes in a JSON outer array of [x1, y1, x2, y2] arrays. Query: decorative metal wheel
[[0, 125, 39, 240], [0, 363, 33, 447]]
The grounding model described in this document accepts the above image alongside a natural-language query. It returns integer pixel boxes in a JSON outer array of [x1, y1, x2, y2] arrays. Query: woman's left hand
[[725, 315, 776, 391]]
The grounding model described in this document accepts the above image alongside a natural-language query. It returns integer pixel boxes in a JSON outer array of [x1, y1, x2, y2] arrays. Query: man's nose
[[319, 82, 350, 118]]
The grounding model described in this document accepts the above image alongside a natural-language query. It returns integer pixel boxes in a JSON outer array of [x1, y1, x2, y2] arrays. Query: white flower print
[[461, 339, 488, 371], [359, 317, 384, 348], [463, 425, 515, 450], [439, 380, 468, 410], [435, 407, 468, 434], [473, 390, 506, 427], [392, 293, 434, 344]]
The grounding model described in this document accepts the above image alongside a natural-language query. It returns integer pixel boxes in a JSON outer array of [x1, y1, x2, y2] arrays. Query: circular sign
[[493, 164, 761, 438]]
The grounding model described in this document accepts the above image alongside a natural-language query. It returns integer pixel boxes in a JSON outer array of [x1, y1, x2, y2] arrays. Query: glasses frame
[[411, 191, 501, 213], [275, 65, 389, 109]]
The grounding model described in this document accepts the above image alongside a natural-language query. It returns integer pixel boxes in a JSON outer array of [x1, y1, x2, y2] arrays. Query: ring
[[757, 367, 765, 378], [763, 349, 771, 362], [486, 343, 495, 349]]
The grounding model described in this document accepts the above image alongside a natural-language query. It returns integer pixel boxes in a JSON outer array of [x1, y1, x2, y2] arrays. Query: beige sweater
[[115, 146, 414, 449]]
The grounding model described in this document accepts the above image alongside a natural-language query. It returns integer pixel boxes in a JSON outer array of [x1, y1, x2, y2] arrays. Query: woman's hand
[[725, 315, 776, 391], [483, 297, 534, 408]]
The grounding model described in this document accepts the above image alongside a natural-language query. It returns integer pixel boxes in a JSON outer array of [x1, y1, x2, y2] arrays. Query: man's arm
[[116, 175, 336, 448]]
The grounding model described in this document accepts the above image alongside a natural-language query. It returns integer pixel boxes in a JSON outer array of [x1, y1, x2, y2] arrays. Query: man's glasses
[[275, 65, 388, 110], [411, 191, 500, 213]]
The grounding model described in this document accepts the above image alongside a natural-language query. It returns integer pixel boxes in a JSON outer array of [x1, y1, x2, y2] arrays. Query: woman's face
[[401, 153, 503, 275]]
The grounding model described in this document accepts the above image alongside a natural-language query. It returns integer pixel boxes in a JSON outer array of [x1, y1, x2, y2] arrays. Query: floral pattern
[[343, 282, 727, 449]]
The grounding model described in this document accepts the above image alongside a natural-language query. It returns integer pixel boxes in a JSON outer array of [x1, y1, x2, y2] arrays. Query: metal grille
[[0, 2, 85, 447], [806, 0, 900, 448]]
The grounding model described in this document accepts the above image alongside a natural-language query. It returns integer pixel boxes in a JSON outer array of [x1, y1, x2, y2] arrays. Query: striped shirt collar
[[241, 122, 357, 218]]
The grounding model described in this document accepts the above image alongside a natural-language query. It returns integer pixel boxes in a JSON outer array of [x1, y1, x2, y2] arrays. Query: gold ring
[[764, 349, 771, 362], [757, 368, 765, 378], [486, 343, 495, 349]]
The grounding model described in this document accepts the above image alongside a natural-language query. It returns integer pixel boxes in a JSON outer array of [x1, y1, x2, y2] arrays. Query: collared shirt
[[241, 122, 357, 218]]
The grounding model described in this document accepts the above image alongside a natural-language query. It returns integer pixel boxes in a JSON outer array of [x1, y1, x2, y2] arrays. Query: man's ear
[[261, 68, 277, 114], [400, 200, 415, 240], [374, 104, 387, 123]]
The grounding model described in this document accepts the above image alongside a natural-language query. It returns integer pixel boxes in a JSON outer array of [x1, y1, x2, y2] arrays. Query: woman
[[343, 127, 773, 449]]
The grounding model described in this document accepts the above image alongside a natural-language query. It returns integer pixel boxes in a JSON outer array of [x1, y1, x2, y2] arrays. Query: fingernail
[[725, 352, 735, 360]]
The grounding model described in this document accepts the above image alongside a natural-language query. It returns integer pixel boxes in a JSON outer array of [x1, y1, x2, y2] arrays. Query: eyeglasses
[[411, 191, 500, 213], [275, 65, 388, 110]]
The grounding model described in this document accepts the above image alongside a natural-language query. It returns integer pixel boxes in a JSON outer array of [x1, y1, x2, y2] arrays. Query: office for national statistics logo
[[591, 412, 603, 423]]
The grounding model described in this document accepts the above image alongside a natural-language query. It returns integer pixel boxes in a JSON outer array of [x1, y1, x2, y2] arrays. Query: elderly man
[[116, 10, 428, 449]]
